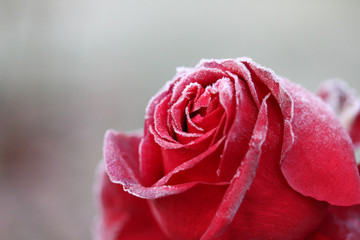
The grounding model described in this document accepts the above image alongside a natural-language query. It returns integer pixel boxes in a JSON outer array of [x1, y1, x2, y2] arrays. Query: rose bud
[[96, 58, 360, 240]]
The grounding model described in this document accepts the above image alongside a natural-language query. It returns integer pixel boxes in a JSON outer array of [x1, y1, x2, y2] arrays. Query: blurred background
[[0, 0, 359, 239]]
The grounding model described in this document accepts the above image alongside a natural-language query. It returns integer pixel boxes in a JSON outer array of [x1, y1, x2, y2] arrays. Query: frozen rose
[[317, 79, 360, 150], [304, 81, 360, 240], [97, 58, 360, 240]]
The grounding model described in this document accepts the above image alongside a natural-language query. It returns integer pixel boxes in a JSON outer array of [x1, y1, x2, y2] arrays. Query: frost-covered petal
[[216, 96, 328, 240], [317, 79, 360, 148], [94, 163, 169, 240], [104, 130, 199, 199], [280, 80, 360, 206], [149, 184, 229, 240], [200, 94, 269, 240], [217, 73, 258, 180]]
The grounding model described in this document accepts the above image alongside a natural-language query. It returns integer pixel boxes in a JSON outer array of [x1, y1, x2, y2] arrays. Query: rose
[[96, 58, 360, 240], [317, 79, 360, 150], [303, 80, 360, 240]]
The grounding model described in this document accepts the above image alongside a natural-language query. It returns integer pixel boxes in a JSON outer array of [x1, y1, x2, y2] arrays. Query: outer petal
[[140, 68, 189, 186], [317, 79, 360, 148], [94, 163, 169, 240], [349, 114, 360, 150], [280, 80, 360, 206], [216, 95, 328, 240], [200, 94, 269, 240], [104, 130, 200, 199], [236, 58, 360, 205], [217, 72, 258, 180]]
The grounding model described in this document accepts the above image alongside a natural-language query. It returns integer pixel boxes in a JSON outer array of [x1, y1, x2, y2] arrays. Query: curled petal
[[217, 95, 328, 240], [94, 163, 169, 240], [217, 73, 258, 180], [200, 94, 270, 240], [104, 130, 227, 200]]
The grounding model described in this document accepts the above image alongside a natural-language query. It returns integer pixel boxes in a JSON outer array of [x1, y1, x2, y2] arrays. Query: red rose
[[96, 58, 360, 240], [317, 79, 360, 150], [304, 80, 360, 240]]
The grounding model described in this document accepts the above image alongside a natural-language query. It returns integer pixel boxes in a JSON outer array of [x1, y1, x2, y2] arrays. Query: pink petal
[[94, 163, 169, 240], [159, 128, 218, 173], [200, 94, 270, 240], [104, 130, 198, 199], [149, 183, 228, 240], [317, 79, 360, 148], [153, 95, 176, 143], [170, 67, 226, 102], [217, 74, 258, 180], [217, 95, 328, 240], [212, 77, 236, 133], [191, 106, 224, 133], [234, 58, 360, 206], [160, 137, 226, 185], [199, 59, 261, 107], [280, 80, 360, 206]]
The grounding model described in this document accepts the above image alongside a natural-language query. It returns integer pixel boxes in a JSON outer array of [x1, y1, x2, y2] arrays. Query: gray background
[[1, 1, 359, 239]]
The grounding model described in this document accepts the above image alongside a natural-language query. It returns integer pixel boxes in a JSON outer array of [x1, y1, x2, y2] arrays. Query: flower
[[317, 79, 360, 152], [96, 58, 360, 240], [303, 80, 360, 240]]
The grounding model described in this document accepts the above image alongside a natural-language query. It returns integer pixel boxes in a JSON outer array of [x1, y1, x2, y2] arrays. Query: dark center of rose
[[175, 83, 222, 139]]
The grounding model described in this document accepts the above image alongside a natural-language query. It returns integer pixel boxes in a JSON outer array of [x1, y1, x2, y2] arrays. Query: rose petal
[[105, 130, 195, 198], [235, 58, 360, 206], [217, 95, 328, 240], [217, 74, 258, 180], [317, 79, 360, 148], [171, 83, 202, 133], [212, 77, 236, 133], [199, 59, 261, 107], [349, 114, 360, 149], [160, 137, 226, 185], [104, 130, 226, 200], [142, 76, 179, 186], [94, 163, 169, 240], [153, 95, 177, 143], [280, 80, 360, 206], [306, 205, 360, 240], [191, 106, 224, 132], [149, 183, 228, 240], [139, 128, 164, 186], [158, 128, 218, 173], [239, 58, 294, 158], [200, 94, 270, 240], [171, 67, 226, 102]]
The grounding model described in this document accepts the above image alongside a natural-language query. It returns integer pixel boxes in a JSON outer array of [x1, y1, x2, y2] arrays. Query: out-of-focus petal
[[306, 205, 360, 240], [104, 130, 200, 199], [317, 79, 360, 148], [149, 183, 228, 240]]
